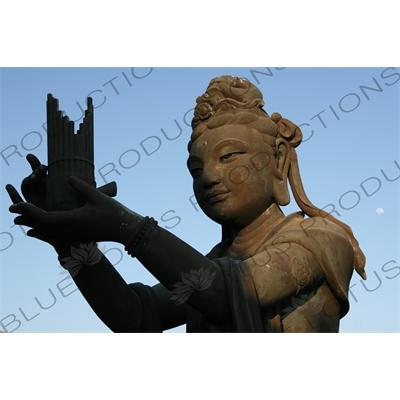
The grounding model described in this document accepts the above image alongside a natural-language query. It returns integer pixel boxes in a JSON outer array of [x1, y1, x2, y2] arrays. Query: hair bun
[[274, 114, 302, 148]]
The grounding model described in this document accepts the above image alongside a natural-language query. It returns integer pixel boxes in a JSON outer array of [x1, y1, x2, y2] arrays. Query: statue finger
[[9, 202, 51, 224], [68, 176, 102, 201], [5, 184, 24, 204], [10, 202, 79, 228], [13, 215, 37, 228], [30, 164, 48, 181], [26, 154, 42, 171], [25, 154, 47, 183], [26, 229, 63, 244], [26, 229, 46, 242]]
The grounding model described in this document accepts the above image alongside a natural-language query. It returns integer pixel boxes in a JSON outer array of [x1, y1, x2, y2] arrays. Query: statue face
[[188, 124, 275, 231]]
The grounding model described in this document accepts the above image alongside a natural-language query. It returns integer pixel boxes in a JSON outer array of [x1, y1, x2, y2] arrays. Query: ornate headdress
[[190, 76, 366, 280], [192, 76, 267, 128], [190, 76, 301, 151]]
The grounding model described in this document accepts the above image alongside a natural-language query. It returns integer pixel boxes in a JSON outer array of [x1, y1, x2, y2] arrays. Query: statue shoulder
[[277, 211, 351, 240], [271, 211, 354, 316], [272, 211, 355, 274]]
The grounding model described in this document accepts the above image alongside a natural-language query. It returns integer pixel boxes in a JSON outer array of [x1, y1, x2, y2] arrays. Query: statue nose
[[202, 165, 222, 188]]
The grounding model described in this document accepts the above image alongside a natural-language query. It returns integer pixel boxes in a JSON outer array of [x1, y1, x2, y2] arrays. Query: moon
[[376, 208, 384, 214]]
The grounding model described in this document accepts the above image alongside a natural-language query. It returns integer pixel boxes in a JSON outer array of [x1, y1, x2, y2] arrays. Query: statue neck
[[226, 203, 284, 260]]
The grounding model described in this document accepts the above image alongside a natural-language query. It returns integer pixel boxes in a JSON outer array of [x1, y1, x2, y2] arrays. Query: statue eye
[[221, 152, 244, 161]]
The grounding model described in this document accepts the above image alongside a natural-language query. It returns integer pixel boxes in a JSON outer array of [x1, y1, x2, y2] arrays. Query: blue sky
[[1, 67, 399, 332]]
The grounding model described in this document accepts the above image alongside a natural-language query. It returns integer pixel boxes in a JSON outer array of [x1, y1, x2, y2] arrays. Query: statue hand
[[20, 154, 49, 210], [16, 153, 117, 210], [9, 177, 140, 245], [6, 177, 70, 255]]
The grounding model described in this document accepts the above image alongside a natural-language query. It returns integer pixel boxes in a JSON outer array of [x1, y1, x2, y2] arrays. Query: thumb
[[68, 177, 100, 201], [27, 229, 58, 243]]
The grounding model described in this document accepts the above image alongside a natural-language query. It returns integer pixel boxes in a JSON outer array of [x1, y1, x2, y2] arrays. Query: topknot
[[189, 76, 302, 151], [191, 76, 267, 130]]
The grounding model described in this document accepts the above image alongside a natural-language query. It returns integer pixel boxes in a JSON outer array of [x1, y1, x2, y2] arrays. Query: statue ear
[[273, 139, 291, 206]]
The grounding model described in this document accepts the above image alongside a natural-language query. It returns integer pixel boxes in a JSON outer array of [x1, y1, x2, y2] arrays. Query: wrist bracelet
[[124, 216, 158, 258]]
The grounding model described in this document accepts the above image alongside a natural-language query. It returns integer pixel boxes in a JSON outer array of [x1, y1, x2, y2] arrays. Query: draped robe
[[129, 204, 354, 332]]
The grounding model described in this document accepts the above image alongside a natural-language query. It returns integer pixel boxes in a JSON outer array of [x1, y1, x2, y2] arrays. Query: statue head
[[188, 75, 366, 279], [189, 76, 301, 209]]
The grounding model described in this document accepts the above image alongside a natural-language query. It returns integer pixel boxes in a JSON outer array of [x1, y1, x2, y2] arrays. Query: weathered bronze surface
[[6, 76, 366, 332]]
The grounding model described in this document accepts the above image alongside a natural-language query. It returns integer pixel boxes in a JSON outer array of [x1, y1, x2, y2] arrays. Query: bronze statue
[[6, 76, 366, 332]]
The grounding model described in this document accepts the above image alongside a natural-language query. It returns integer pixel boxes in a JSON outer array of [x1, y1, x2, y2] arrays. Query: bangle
[[124, 217, 158, 258]]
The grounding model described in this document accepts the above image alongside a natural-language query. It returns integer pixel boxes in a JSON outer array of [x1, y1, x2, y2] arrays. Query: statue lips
[[205, 189, 230, 204]]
